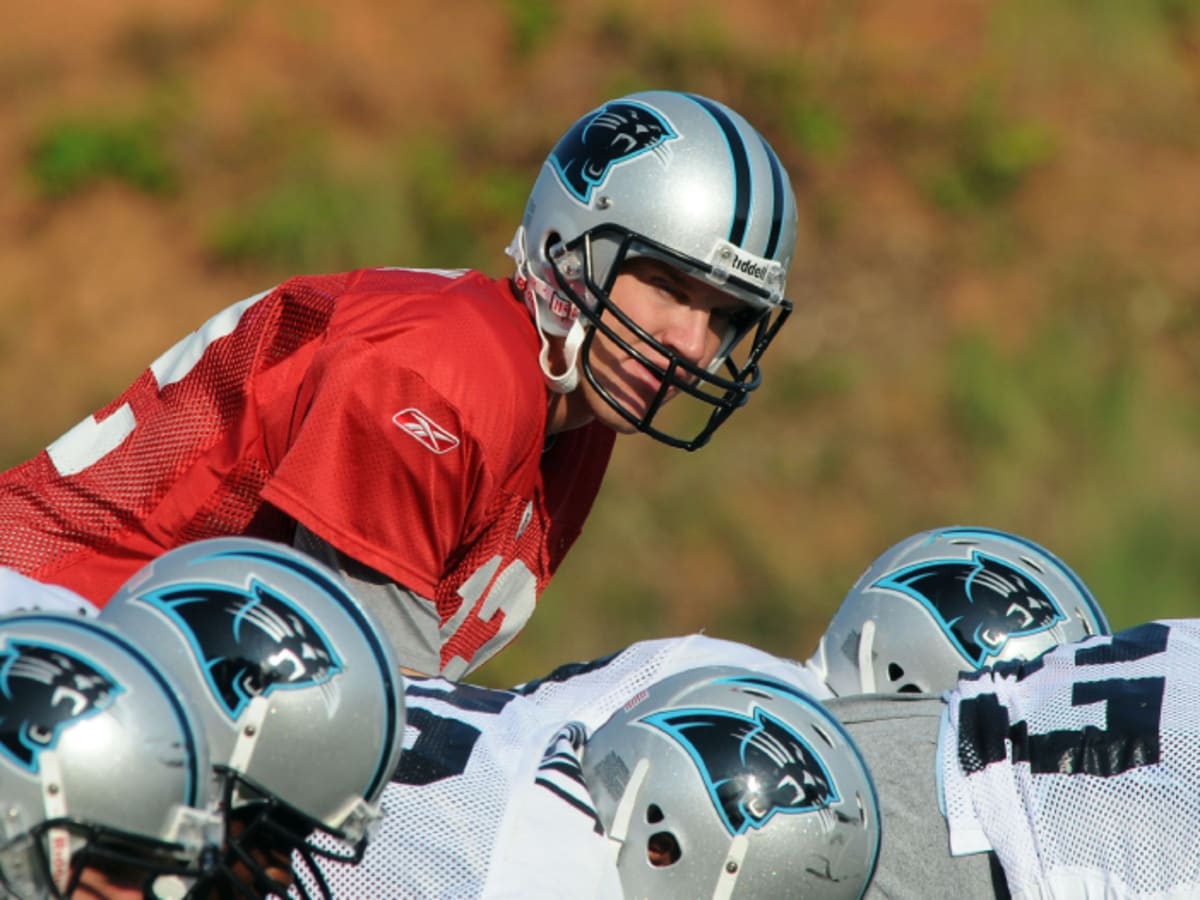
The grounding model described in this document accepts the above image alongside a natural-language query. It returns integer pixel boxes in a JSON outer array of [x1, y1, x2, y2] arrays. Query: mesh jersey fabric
[[306, 634, 828, 898], [0, 268, 613, 675], [940, 618, 1200, 899]]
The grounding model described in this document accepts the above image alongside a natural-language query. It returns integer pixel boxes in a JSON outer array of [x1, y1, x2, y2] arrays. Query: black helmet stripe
[[759, 133, 786, 260], [686, 93, 752, 248]]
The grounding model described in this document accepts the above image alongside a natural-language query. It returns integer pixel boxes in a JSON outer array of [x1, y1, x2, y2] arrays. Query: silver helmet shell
[[582, 666, 879, 899], [814, 526, 1111, 696], [509, 90, 798, 449], [0, 613, 220, 899], [99, 538, 406, 866]]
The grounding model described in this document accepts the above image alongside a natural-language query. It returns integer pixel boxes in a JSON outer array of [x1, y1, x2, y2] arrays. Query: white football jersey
[[940, 618, 1200, 898], [310, 634, 827, 898]]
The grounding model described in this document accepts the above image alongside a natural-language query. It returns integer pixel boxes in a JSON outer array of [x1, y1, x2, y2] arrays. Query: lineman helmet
[[508, 90, 798, 450], [813, 526, 1111, 696], [100, 538, 406, 899], [0, 613, 221, 899], [582, 666, 879, 899]]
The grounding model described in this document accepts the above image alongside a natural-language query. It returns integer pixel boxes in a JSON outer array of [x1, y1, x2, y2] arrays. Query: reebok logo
[[392, 408, 460, 454]]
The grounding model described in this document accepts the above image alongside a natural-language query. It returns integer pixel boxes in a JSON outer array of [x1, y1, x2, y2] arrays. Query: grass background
[[2, 0, 1198, 686]]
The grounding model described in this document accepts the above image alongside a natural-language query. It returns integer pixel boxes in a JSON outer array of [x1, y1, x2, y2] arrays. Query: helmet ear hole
[[645, 804, 664, 824], [647, 831, 681, 867], [889, 661, 924, 693]]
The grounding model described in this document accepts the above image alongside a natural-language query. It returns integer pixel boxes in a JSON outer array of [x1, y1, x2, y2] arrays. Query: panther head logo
[[641, 702, 837, 835], [550, 100, 679, 203], [0, 641, 120, 772], [873, 550, 1067, 667], [136, 580, 342, 720]]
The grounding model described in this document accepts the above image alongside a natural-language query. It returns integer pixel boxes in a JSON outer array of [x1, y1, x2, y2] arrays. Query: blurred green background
[[2, 0, 1198, 686]]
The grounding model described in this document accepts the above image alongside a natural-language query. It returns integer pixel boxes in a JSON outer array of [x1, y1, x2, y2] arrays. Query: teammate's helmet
[[813, 526, 1111, 696], [581, 667, 879, 899], [0, 613, 221, 899], [99, 538, 406, 899], [508, 90, 797, 450]]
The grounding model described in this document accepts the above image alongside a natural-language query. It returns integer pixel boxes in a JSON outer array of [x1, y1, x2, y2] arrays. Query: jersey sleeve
[[483, 724, 624, 899], [261, 338, 491, 599]]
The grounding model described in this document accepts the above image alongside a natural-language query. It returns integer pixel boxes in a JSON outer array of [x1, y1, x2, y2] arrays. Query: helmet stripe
[[759, 133, 787, 260], [685, 94, 752, 248]]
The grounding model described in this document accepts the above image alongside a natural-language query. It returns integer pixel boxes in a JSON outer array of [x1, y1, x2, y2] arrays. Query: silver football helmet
[[812, 526, 1111, 696], [582, 666, 879, 899], [0, 612, 221, 899], [99, 537, 406, 899], [508, 90, 798, 450]]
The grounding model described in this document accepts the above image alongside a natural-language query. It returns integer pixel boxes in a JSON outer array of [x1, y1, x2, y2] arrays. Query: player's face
[[579, 257, 745, 433]]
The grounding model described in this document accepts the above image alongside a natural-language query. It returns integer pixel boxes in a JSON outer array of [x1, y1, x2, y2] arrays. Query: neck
[[546, 385, 593, 435], [541, 332, 593, 435]]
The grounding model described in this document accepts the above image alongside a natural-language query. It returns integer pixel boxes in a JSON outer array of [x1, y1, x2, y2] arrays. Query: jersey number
[[45, 292, 266, 476], [392, 684, 517, 786], [959, 622, 1169, 778]]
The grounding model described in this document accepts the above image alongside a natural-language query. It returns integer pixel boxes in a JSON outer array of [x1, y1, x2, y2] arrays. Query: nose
[[657, 305, 713, 367]]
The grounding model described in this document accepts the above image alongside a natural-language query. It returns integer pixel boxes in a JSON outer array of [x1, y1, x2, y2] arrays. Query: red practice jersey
[[0, 268, 614, 673]]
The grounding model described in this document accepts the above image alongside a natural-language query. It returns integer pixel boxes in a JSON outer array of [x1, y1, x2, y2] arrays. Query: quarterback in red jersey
[[0, 91, 799, 677]]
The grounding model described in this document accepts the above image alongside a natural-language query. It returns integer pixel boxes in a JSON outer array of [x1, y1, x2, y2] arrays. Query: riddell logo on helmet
[[731, 254, 770, 282]]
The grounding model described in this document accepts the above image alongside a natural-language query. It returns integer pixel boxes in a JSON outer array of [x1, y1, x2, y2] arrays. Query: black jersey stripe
[[535, 776, 605, 833]]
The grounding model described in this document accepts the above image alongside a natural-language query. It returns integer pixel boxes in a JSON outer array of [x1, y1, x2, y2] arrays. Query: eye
[[713, 305, 759, 340], [651, 277, 686, 301]]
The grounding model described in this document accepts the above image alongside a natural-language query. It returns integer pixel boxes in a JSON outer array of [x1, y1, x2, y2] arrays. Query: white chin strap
[[540, 318, 585, 395], [508, 225, 585, 395]]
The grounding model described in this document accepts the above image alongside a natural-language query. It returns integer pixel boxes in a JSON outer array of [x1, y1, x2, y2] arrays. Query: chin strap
[[538, 317, 584, 395], [507, 225, 585, 395], [39, 752, 73, 895]]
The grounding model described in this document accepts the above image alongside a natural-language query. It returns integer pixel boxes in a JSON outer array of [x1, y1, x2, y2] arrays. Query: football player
[[0, 90, 798, 681], [311, 645, 878, 899], [809, 525, 1110, 695], [98, 538, 407, 900], [831, 617, 1200, 898], [0, 613, 223, 899]]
